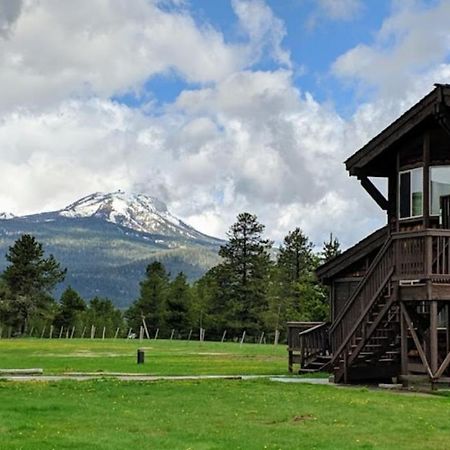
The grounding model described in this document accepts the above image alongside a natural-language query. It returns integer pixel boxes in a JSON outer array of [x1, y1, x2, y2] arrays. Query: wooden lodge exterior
[[288, 84, 450, 386]]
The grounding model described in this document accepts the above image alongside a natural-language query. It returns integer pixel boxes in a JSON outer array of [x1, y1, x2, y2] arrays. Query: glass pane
[[430, 166, 450, 215], [411, 168, 423, 216], [399, 172, 411, 218]]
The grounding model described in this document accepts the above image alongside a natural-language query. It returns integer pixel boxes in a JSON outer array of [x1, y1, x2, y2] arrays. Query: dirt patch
[[292, 414, 316, 423]]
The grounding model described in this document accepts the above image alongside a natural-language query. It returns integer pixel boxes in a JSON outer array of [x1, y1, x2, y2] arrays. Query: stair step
[[298, 368, 321, 373]]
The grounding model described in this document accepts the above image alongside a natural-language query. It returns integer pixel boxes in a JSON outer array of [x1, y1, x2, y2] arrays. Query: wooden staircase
[[328, 237, 400, 383]]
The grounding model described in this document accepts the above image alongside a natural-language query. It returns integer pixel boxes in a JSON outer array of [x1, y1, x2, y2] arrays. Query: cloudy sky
[[1, 0, 450, 247]]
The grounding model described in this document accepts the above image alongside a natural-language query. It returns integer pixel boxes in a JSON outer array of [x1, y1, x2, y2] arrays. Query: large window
[[431, 166, 450, 215], [399, 168, 423, 219]]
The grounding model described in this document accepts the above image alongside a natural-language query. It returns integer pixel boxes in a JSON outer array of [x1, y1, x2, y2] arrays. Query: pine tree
[[166, 272, 192, 336], [321, 233, 341, 263], [125, 261, 169, 333], [2, 234, 66, 333], [54, 286, 86, 329], [218, 212, 273, 336]]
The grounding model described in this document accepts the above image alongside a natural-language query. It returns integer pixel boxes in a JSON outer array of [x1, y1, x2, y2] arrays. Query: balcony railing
[[393, 229, 450, 282]]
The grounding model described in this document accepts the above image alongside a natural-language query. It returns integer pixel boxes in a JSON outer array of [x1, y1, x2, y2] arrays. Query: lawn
[[2, 339, 450, 449], [0, 338, 288, 375], [1, 378, 450, 449]]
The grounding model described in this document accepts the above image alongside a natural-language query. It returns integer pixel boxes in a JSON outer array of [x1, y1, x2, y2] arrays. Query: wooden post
[[154, 328, 159, 340], [114, 327, 120, 339], [49, 325, 54, 339], [142, 318, 150, 339], [41, 326, 46, 339], [187, 329, 192, 341], [423, 131, 430, 228], [400, 303, 409, 379], [90, 325, 95, 339], [259, 332, 264, 344], [431, 300, 439, 376], [221, 330, 227, 343], [240, 330, 246, 346], [81, 326, 87, 339], [447, 305, 450, 356], [139, 326, 144, 341], [274, 329, 279, 346], [102, 326, 106, 340], [70, 327, 75, 339], [170, 329, 175, 341], [59, 326, 64, 339], [65, 329, 69, 339]]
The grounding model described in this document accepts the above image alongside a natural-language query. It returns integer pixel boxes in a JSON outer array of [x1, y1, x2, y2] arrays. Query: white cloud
[[333, 0, 450, 98], [317, 0, 362, 21]]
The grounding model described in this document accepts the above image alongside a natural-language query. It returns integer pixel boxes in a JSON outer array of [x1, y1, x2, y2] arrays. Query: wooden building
[[288, 84, 450, 386]]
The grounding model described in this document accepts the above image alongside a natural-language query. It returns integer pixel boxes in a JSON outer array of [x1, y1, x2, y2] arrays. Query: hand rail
[[329, 236, 392, 335], [298, 322, 327, 336]]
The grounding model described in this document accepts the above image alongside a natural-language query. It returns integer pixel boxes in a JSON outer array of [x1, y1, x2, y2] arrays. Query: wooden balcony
[[393, 229, 450, 300]]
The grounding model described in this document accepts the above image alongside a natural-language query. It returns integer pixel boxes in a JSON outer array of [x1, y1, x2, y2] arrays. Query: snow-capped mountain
[[0, 212, 15, 220], [0, 191, 222, 306], [59, 191, 216, 241]]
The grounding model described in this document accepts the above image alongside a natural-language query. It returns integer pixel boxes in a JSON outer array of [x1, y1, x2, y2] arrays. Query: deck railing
[[392, 229, 450, 282], [298, 322, 329, 366]]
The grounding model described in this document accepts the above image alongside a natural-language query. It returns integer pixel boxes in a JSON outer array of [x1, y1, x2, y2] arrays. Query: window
[[399, 168, 423, 219], [430, 166, 450, 215]]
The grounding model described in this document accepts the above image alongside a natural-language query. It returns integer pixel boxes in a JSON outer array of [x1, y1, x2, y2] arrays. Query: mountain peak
[[59, 191, 214, 241]]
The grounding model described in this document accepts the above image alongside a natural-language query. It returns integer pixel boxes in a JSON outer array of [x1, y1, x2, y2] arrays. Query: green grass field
[[1, 339, 450, 449], [0, 338, 287, 375]]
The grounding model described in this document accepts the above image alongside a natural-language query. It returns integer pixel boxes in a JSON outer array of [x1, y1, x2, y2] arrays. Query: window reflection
[[431, 166, 450, 215]]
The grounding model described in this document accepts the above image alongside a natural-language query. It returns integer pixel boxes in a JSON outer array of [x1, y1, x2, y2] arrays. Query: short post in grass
[[259, 332, 264, 344], [114, 327, 120, 339], [170, 329, 175, 340], [154, 328, 159, 340], [81, 326, 87, 339], [137, 348, 145, 364], [102, 327, 106, 340], [187, 329, 192, 341], [139, 326, 144, 342], [49, 325, 54, 339], [40, 326, 46, 339], [59, 326, 64, 339], [142, 318, 150, 339], [90, 325, 95, 339], [221, 330, 227, 343], [240, 330, 246, 346], [70, 327, 75, 339]]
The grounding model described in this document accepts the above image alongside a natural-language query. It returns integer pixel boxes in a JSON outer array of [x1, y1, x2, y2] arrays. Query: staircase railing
[[329, 237, 394, 356], [299, 322, 329, 367]]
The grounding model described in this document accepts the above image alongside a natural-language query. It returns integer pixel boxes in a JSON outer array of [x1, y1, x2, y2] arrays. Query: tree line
[[0, 213, 340, 340]]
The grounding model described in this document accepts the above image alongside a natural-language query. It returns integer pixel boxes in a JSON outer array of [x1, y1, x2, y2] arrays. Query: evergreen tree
[[125, 261, 169, 333], [321, 233, 341, 263], [217, 212, 273, 336], [54, 286, 86, 329], [83, 297, 124, 337], [166, 272, 192, 336], [2, 234, 66, 333]]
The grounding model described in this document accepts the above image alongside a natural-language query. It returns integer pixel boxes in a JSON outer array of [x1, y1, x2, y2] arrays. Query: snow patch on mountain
[[59, 191, 215, 241], [0, 212, 15, 220]]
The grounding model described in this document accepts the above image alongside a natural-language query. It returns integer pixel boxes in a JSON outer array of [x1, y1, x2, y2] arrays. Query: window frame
[[398, 167, 423, 220], [429, 165, 450, 217]]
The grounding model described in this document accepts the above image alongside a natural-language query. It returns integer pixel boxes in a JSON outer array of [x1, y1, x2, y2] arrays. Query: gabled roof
[[316, 226, 388, 283], [345, 84, 450, 176]]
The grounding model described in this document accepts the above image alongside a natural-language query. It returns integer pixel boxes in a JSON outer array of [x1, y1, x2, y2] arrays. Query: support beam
[[430, 301, 439, 374], [436, 351, 450, 379], [402, 306, 433, 378], [400, 303, 408, 377], [423, 131, 430, 228], [358, 176, 388, 211]]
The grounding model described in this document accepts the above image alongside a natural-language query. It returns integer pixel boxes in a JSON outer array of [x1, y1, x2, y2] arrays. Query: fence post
[[240, 330, 246, 346], [49, 325, 54, 339], [221, 330, 227, 343], [114, 327, 120, 339], [187, 329, 192, 341], [154, 328, 159, 340], [142, 318, 150, 339]]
